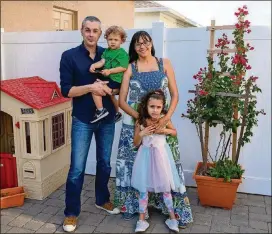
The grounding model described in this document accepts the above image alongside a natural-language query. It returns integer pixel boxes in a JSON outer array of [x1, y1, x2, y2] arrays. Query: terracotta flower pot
[[0, 186, 25, 209], [193, 162, 242, 209]]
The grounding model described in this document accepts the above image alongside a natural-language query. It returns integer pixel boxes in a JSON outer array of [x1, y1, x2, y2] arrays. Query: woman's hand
[[155, 115, 170, 130], [154, 128, 166, 135], [134, 112, 139, 120], [139, 125, 156, 137]]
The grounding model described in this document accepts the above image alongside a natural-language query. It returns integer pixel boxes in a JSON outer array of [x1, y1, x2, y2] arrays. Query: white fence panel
[[164, 26, 271, 195], [1, 23, 271, 195]]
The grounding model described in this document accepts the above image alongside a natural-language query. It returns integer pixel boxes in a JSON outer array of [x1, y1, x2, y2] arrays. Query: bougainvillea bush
[[182, 5, 265, 178]]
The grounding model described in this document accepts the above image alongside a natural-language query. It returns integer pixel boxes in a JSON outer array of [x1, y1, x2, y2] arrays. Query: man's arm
[[59, 52, 109, 98], [68, 83, 109, 97]]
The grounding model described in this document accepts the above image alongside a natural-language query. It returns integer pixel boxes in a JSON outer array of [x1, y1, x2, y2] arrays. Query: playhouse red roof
[[0, 76, 70, 110]]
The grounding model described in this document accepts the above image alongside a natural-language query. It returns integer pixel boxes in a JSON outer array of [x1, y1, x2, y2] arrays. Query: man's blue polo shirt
[[60, 42, 116, 124]]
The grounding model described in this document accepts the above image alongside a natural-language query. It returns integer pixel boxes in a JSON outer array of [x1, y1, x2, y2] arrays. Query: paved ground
[[1, 175, 271, 233]]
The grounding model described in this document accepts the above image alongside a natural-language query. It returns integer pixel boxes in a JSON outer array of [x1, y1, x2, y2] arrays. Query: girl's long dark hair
[[137, 89, 166, 127], [129, 31, 156, 63]]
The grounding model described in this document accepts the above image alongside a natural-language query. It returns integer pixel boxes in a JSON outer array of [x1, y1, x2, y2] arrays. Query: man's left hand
[[94, 79, 112, 95], [96, 79, 108, 85]]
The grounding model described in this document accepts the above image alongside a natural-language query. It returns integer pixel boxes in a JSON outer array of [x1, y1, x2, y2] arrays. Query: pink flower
[[207, 73, 212, 79], [199, 90, 208, 96], [251, 76, 258, 82], [240, 57, 247, 66]]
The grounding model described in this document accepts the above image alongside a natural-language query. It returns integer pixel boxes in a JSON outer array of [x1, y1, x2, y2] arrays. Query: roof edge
[[135, 6, 201, 27]]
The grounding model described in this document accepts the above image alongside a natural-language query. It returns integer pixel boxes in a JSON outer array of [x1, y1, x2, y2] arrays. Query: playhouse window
[[43, 120, 46, 151], [25, 122, 31, 153], [52, 113, 65, 150]]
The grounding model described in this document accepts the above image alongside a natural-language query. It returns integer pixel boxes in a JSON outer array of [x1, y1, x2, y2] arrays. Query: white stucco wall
[[134, 12, 161, 29]]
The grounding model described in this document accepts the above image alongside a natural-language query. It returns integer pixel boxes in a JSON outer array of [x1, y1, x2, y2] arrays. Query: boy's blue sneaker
[[91, 108, 109, 123], [114, 112, 122, 123]]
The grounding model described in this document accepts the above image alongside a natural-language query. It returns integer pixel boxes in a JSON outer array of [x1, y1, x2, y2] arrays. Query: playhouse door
[[0, 111, 15, 154], [0, 111, 17, 189]]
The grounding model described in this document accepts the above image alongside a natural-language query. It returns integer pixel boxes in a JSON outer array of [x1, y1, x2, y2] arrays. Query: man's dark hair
[[81, 16, 101, 29]]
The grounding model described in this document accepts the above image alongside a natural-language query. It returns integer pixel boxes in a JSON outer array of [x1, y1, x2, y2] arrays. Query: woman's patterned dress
[[114, 58, 193, 226]]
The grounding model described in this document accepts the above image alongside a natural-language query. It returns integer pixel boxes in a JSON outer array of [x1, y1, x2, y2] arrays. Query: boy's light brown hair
[[104, 26, 127, 43]]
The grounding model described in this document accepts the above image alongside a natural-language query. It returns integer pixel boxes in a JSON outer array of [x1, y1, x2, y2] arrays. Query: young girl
[[90, 25, 129, 123], [131, 90, 183, 233]]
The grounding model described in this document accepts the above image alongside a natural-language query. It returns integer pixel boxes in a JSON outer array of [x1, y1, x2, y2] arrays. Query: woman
[[114, 31, 193, 227]]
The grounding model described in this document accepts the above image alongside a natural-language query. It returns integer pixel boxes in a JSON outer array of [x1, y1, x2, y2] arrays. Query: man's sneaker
[[135, 220, 150, 232], [114, 112, 122, 123], [63, 216, 77, 232], [165, 219, 179, 233], [91, 108, 109, 123], [95, 202, 120, 215]]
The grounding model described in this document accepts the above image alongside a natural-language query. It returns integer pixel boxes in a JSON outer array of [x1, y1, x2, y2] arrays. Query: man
[[60, 16, 120, 233]]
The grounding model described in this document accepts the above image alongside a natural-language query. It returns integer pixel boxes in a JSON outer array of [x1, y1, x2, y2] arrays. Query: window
[[25, 122, 31, 153], [53, 7, 77, 31], [37, 118, 49, 157], [52, 113, 65, 150], [42, 120, 46, 151]]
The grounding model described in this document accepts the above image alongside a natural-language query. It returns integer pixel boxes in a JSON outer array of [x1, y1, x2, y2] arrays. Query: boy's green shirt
[[102, 48, 129, 83]]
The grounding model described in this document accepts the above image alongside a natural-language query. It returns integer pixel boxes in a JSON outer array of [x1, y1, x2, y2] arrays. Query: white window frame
[[20, 120, 38, 158], [37, 116, 51, 159]]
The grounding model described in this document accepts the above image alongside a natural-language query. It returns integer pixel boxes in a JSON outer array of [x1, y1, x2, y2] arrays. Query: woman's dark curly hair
[[137, 89, 166, 127]]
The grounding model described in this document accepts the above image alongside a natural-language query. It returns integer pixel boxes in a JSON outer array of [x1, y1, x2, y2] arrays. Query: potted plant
[[182, 5, 266, 209]]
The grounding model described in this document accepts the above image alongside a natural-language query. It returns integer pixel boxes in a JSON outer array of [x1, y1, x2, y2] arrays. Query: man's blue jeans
[[64, 116, 115, 217]]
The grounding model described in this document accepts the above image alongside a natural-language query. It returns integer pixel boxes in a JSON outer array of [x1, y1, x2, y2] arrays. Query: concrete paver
[[0, 175, 271, 233]]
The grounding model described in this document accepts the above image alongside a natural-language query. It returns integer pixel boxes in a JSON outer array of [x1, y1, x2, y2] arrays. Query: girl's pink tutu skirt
[[131, 139, 183, 193]]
